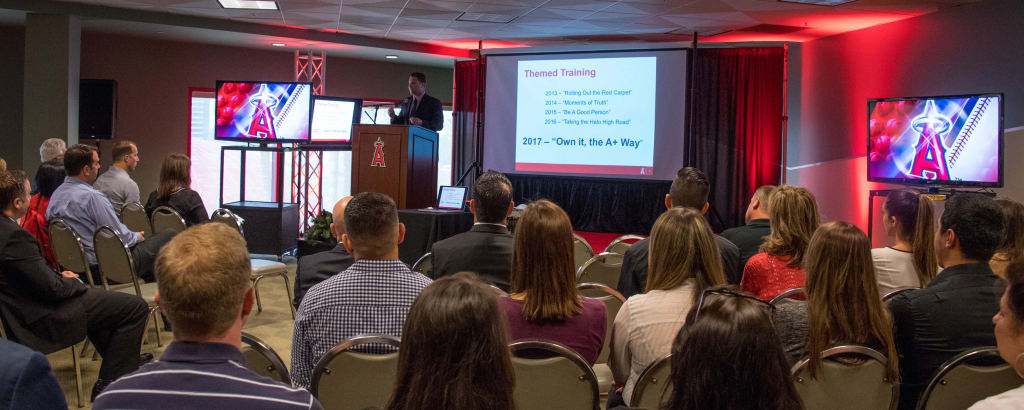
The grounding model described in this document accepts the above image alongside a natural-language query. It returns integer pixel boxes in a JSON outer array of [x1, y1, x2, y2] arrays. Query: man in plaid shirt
[[291, 192, 432, 388]]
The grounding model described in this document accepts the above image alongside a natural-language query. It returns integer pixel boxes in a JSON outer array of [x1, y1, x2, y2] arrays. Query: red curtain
[[691, 47, 785, 231], [453, 59, 484, 189]]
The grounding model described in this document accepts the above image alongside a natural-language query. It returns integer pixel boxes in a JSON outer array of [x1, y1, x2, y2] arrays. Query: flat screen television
[[310, 96, 363, 143], [867, 93, 1003, 187], [215, 81, 312, 143]]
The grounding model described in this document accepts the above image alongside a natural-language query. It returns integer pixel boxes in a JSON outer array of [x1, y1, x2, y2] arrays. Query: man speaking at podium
[[388, 72, 444, 132]]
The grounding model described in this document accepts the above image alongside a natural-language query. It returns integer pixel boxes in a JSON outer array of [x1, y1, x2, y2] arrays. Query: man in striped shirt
[[94, 223, 322, 409], [291, 192, 432, 388]]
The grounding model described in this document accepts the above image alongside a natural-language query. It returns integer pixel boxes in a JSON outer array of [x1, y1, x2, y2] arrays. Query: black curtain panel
[[452, 58, 484, 194]]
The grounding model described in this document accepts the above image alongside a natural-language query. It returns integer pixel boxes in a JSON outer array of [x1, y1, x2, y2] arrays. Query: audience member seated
[[618, 167, 741, 298], [0, 170, 149, 401], [94, 223, 322, 409], [39, 138, 66, 164], [430, 170, 514, 290], [0, 338, 67, 410], [774, 221, 900, 383], [721, 185, 775, 267], [500, 200, 606, 364], [610, 207, 727, 405], [971, 260, 1024, 409], [19, 162, 65, 270], [291, 192, 432, 389], [144, 153, 209, 226], [293, 196, 354, 310], [94, 140, 140, 213], [990, 198, 1024, 279], [386, 272, 514, 410], [47, 144, 175, 282], [741, 185, 820, 301], [660, 287, 801, 410], [890, 193, 1004, 410], [873, 190, 938, 294]]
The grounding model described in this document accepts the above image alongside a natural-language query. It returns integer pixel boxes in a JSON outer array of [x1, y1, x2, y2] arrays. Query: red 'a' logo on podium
[[371, 137, 386, 168]]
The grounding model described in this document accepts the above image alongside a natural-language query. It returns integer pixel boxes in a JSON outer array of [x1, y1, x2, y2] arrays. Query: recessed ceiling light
[[271, 43, 286, 47], [218, 0, 279, 10], [778, 0, 855, 5], [385, 55, 399, 59]]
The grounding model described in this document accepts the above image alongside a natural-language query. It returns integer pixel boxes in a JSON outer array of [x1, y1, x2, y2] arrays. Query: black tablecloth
[[398, 209, 474, 266]]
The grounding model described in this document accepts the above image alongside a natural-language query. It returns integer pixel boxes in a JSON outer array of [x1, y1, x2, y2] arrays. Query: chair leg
[[281, 273, 295, 319], [92, 349, 100, 361], [151, 309, 163, 347], [72, 344, 84, 408], [79, 339, 91, 358], [253, 276, 265, 312]]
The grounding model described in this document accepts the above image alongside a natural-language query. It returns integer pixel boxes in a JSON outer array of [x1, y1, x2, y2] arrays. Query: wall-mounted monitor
[[310, 96, 363, 144], [867, 93, 1002, 187], [214, 81, 312, 143]]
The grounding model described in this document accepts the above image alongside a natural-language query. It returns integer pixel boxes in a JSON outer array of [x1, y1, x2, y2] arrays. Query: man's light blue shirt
[[47, 177, 141, 264]]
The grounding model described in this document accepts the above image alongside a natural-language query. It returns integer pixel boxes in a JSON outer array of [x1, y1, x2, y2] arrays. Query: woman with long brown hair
[[145, 153, 208, 226], [609, 207, 726, 405], [501, 199, 606, 364], [774, 221, 900, 383], [741, 185, 820, 301], [873, 190, 938, 294], [387, 272, 515, 410], [991, 198, 1024, 278]]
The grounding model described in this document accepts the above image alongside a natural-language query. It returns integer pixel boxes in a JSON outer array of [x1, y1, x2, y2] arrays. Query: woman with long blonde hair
[[873, 190, 938, 294], [774, 221, 900, 383], [501, 199, 606, 364], [609, 207, 726, 405], [741, 185, 820, 301]]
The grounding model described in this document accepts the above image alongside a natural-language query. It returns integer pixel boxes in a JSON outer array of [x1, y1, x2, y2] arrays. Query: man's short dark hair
[[473, 171, 513, 224], [410, 72, 427, 83], [112, 141, 135, 162], [344, 192, 399, 258], [940, 193, 1004, 261], [64, 144, 97, 176], [0, 171, 26, 210], [668, 167, 710, 210]]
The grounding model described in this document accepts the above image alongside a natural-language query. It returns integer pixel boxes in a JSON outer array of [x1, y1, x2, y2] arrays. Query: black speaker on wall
[[79, 79, 117, 140]]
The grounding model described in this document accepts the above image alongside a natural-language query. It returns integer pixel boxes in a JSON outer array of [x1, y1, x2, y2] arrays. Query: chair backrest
[[576, 283, 626, 365], [791, 345, 897, 410], [882, 287, 918, 303], [572, 233, 595, 271], [211, 208, 244, 235], [47, 218, 94, 286], [240, 332, 290, 384], [576, 252, 624, 292], [119, 202, 152, 237], [93, 225, 143, 293], [311, 334, 402, 410], [630, 355, 673, 409], [917, 346, 1023, 410], [510, 340, 600, 410], [603, 234, 645, 254], [489, 284, 509, 297], [770, 287, 806, 307], [412, 252, 432, 276], [151, 206, 187, 234]]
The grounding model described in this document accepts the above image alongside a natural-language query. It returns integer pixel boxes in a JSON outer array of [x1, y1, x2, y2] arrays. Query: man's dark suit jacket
[[720, 218, 771, 268], [390, 93, 444, 132], [889, 262, 1001, 410], [293, 243, 355, 309], [430, 224, 513, 291], [0, 339, 68, 410], [616, 235, 742, 299], [0, 217, 88, 354]]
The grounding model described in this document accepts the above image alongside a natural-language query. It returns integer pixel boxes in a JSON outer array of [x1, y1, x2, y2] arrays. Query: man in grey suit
[[430, 171, 514, 291], [293, 196, 355, 309]]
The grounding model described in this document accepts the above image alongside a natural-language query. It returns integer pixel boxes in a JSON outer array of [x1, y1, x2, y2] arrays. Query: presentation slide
[[484, 49, 688, 180], [515, 57, 656, 175], [311, 99, 358, 142]]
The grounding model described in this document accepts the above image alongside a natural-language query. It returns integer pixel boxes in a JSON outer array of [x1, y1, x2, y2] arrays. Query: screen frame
[[866, 92, 1004, 188], [309, 95, 363, 146], [214, 80, 314, 144], [436, 185, 468, 210]]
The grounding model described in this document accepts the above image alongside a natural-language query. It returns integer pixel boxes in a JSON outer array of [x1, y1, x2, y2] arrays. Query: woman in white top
[[873, 190, 938, 295], [970, 260, 1024, 409], [609, 207, 726, 405]]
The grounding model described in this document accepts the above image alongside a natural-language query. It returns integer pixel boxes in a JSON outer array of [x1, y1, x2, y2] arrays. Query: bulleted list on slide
[[515, 56, 656, 175]]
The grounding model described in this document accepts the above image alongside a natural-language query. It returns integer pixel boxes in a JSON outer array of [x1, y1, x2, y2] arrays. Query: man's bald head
[[330, 196, 353, 239]]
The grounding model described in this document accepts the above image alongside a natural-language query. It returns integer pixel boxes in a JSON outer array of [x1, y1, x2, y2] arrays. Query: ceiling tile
[[543, 0, 617, 12], [340, 5, 403, 18], [394, 16, 455, 27], [405, 0, 474, 12], [604, 2, 683, 15], [339, 15, 398, 25], [399, 8, 463, 19], [583, 11, 651, 23]]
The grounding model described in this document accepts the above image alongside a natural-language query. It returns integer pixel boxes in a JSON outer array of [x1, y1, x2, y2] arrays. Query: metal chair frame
[[240, 332, 291, 384], [769, 287, 806, 306], [150, 205, 186, 234], [510, 339, 602, 410], [94, 225, 163, 347], [212, 208, 294, 318], [603, 234, 645, 254], [576, 282, 627, 303], [790, 344, 898, 410], [48, 218, 96, 287], [489, 284, 509, 297], [412, 252, 432, 275], [630, 354, 672, 408], [0, 307, 86, 407], [310, 334, 402, 398], [916, 346, 1020, 410], [575, 252, 625, 284], [119, 201, 152, 237], [882, 287, 919, 302]]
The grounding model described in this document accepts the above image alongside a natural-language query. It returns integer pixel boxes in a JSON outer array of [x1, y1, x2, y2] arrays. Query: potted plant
[[297, 211, 337, 258]]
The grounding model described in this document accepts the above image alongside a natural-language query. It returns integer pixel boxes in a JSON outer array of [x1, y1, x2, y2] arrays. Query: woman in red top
[[19, 160, 65, 270], [741, 185, 820, 301]]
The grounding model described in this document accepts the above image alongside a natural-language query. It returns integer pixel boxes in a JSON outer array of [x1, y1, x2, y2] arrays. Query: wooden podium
[[351, 124, 439, 209]]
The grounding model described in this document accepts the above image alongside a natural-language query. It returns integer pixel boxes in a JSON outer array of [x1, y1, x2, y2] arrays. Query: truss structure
[[294, 50, 325, 232]]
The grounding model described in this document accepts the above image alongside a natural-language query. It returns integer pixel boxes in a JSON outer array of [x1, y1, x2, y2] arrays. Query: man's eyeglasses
[[693, 288, 776, 322]]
